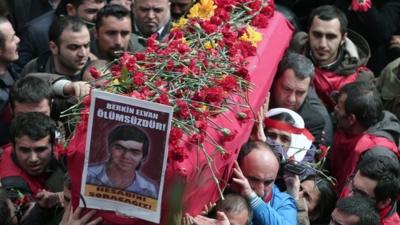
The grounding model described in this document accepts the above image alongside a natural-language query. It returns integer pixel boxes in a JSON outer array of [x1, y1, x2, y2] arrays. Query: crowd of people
[[0, 0, 399, 225]]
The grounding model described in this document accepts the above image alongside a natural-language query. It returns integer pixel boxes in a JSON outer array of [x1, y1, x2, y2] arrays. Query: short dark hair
[[357, 154, 400, 203], [213, 193, 253, 225], [49, 16, 87, 45], [107, 124, 150, 159], [238, 140, 278, 167], [9, 112, 56, 145], [95, 4, 130, 30], [335, 195, 379, 225], [308, 5, 348, 35], [0, 16, 9, 49], [275, 52, 314, 82], [10, 76, 52, 110], [340, 81, 383, 129], [56, 0, 106, 15]]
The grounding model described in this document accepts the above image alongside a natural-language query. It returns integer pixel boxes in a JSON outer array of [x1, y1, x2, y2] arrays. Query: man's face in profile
[[109, 140, 144, 172]]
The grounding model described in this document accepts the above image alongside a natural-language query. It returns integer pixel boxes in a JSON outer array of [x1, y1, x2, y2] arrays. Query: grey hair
[[276, 51, 315, 81]]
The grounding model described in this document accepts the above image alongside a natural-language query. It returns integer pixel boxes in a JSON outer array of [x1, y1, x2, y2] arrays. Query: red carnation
[[89, 66, 101, 79], [248, 0, 262, 14], [219, 75, 238, 91], [168, 144, 188, 163], [205, 86, 225, 103], [190, 133, 205, 144], [237, 109, 252, 121], [134, 52, 146, 61], [261, 3, 274, 18], [251, 14, 269, 28], [133, 72, 145, 86], [176, 99, 190, 119], [195, 117, 208, 132], [169, 127, 184, 144], [201, 21, 218, 34], [157, 93, 170, 105], [219, 128, 238, 142], [215, 8, 230, 21]]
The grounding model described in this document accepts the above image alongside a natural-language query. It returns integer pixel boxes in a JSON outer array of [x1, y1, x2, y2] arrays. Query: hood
[[367, 111, 400, 146], [377, 57, 400, 100], [337, 29, 371, 74]]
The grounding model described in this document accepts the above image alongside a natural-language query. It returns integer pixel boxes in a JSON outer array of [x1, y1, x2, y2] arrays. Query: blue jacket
[[250, 185, 297, 225]]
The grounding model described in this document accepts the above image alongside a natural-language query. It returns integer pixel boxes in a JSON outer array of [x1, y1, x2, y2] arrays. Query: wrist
[[53, 79, 72, 96], [245, 191, 258, 201]]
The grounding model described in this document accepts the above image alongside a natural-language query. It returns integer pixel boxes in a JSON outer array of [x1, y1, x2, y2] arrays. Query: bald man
[[233, 141, 297, 225]]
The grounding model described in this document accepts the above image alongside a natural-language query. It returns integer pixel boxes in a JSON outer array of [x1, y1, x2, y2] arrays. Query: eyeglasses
[[348, 174, 376, 201]]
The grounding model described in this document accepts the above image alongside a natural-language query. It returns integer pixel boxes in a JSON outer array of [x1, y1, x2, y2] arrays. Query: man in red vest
[[340, 150, 400, 225], [331, 81, 400, 193], [289, 5, 374, 112], [0, 112, 65, 223]]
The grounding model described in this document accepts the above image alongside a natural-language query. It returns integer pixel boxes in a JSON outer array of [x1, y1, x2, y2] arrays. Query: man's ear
[[65, 3, 76, 16], [347, 113, 357, 126], [49, 41, 58, 55], [376, 197, 392, 209], [341, 32, 348, 45], [90, 27, 99, 39]]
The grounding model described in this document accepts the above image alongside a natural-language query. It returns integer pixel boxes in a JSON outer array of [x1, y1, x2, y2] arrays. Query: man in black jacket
[[270, 52, 333, 147]]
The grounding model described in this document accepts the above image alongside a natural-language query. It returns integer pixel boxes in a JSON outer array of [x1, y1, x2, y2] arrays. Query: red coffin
[[67, 12, 294, 225]]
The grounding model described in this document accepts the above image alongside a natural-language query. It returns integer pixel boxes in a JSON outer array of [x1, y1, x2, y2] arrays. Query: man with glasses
[[86, 124, 158, 199], [340, 149, 400, 225]]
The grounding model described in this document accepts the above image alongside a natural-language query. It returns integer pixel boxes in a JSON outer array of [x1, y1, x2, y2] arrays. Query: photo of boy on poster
[[86, 124, 158, 199], [80, 90, 173, 223]]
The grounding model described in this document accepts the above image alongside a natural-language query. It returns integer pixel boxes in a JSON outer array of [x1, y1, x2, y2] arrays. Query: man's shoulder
[[21, 53, 53, 76], [25, 10, 55, 31], [0, 146, 33, 193], [298, 98, 325, 126], [135, 172, 157, 189], [133, 172, 158, 198]]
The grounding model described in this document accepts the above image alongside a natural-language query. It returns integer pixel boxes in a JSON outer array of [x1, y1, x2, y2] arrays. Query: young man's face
[[109, 140, 145, 172], [271, 69, 310, 111], [170, 0, 193, 19], [133, 0, 171, 37], [52, 27, 91, 75], [0, 21, 20, 64], [69, 0, 106, 23], [95, 16, 132, 60], [14, 135, 52, 176], [13, 99, 51, 116], [309, 16, 345, 66]]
